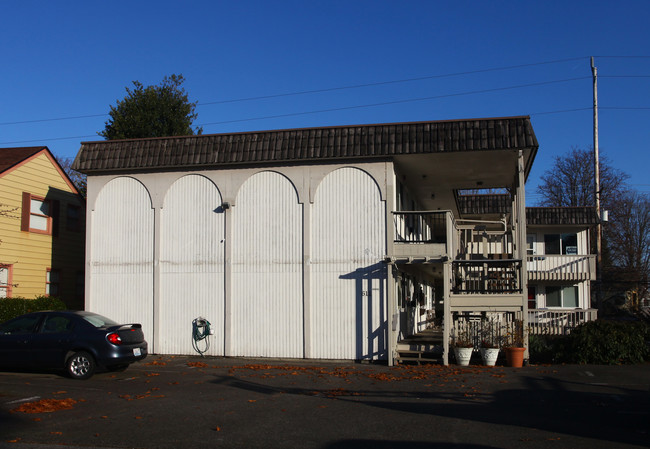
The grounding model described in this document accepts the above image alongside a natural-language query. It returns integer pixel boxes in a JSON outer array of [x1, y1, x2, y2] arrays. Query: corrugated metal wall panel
[[159, 175, 225, 355], [89, 177, 154, 345], [232, 171, 303, 358], [311, 168, 387, 360]]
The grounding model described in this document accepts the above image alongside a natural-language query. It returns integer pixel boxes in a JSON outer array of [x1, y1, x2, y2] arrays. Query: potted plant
[[453, 326, 474, 366], [479, 319, 500, 366], [503, 319, 525, 367], [480, 340, 500, 366]]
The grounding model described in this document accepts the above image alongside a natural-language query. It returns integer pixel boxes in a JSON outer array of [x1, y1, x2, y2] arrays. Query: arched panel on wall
[[311, 167, 387, 360], [159, 175, 225, 355], [90, 177, 154, 345], [232, 171, 303, 358]]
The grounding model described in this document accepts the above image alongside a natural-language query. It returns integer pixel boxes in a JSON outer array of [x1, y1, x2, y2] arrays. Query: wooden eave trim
[[42, 150, 81, 195], [0, 148, 81, 197], [77, 155, 395, 176], [0, 147, 47, 179]]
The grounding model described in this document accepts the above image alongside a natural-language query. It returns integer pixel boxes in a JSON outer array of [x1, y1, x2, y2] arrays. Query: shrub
[[555, 320, 650, 365], [0, 296, 66, 323], [528, 334, 561, 364]]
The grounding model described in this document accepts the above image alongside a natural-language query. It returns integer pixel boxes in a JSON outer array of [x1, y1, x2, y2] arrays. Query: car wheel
[[66, 351, 95, 380]]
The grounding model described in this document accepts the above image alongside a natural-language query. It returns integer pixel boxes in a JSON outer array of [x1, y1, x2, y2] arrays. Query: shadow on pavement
[[325, 441, 497, 449], [210, 372, 649, 447]]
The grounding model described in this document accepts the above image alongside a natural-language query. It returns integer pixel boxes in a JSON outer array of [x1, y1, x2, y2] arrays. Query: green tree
[[99, 74, 202, 140]]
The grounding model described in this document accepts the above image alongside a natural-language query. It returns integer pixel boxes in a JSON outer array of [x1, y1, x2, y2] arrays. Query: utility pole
[[591, 56, 602, 306]]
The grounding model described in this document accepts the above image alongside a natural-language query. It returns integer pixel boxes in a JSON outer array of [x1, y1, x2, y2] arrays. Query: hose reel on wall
[[192, 317, 212, 356]]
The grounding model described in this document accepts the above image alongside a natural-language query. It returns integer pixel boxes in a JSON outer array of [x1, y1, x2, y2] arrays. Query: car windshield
[[82, 313, 119, 328]]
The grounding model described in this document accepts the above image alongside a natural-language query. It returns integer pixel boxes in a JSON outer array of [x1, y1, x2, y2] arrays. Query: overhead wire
[[197, 77, 590, 127], [1, 55, 649, 144], [0, 77, 593, 144], [0, 57, 588, 127]]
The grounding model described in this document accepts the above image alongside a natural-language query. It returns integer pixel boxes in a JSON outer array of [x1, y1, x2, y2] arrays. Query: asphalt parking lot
[[0, 356, 648, 449]]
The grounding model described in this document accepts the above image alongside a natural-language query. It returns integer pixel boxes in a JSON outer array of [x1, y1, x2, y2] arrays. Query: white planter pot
[[480, 348, 500, 366], [454, 347, 473, 366]]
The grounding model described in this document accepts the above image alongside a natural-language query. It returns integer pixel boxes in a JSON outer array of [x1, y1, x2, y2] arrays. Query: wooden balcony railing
[[392, 211, 449, 243], [458, 226, 512, 260], [527, 255, 596, 281], [452, 259, 522, 294], [528, 309, 598, 335]]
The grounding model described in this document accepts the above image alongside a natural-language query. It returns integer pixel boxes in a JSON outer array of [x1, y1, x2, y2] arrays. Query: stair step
[[394, 353, 443, 365], [396, 343, 441, 351]]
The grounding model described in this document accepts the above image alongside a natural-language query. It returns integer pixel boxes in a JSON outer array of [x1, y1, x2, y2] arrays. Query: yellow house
[[0, 147, 85, 309]]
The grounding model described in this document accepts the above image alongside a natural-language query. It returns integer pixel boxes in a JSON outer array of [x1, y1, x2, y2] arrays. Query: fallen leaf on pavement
[[11, 399, 78, 414]]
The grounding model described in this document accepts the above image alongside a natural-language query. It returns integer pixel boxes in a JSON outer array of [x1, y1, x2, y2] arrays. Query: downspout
[[385, 164, 397, 366], [443, 210, 454, 365]]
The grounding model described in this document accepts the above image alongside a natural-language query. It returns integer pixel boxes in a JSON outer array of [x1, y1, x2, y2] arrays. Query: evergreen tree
[[100, 74, 202, 140]]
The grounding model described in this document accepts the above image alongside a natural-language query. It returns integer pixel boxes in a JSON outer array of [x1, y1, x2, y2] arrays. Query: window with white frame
[[30, 197, 51, 232], [546, 285, 579, 308], [526, 234, 536, 255], [0, 265, 12, 298], [21, 192, 55, 235]]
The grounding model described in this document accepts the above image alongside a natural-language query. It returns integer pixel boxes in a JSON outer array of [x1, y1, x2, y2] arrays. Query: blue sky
[[2, 1, 649, 203]]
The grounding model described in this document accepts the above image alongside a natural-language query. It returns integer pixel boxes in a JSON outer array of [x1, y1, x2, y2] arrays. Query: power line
[[529, 108, 591, 116], [3, 55, 649, 144], [0, 135, 98, 145], [4, 103, 648, 146], [593, 55, 650, 58], [600, 75, 650, 78], [198, 77, 590, 127], [0, 77, 599, 145], [0, 114, 106, 127], [0, 57, 588, 127], [197, 57, 589, 106], [601, 107, 650, 110]]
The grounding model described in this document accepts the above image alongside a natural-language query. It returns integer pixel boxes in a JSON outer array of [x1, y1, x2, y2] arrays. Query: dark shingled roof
[[72, 116, 538, 173], [526, 207, 598, 226], [456, 195, 598, 226], [0, 147, 46, 174], [457, 194, 512, 215]]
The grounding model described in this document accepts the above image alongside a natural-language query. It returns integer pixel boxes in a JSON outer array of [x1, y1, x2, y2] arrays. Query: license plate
[[133, 348, 142, 356]]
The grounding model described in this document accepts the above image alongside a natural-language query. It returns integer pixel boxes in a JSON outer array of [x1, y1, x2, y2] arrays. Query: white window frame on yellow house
[[0, 264, 13, 298], [21, 192, 55, 235]]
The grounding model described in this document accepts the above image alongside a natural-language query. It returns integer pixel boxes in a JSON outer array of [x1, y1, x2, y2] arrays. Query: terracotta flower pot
[[505, 347, 525, 367]]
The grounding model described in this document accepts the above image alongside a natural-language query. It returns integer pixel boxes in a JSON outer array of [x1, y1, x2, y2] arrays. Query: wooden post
[[591, 56, 602, 307]]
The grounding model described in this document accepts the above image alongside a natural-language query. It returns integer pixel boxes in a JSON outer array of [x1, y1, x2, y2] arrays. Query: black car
[[0, 311, 148, 379]]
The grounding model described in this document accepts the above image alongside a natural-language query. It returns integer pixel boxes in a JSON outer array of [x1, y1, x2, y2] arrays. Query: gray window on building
[[544, 233, 578, 255], [546, 286, 579, 308]]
